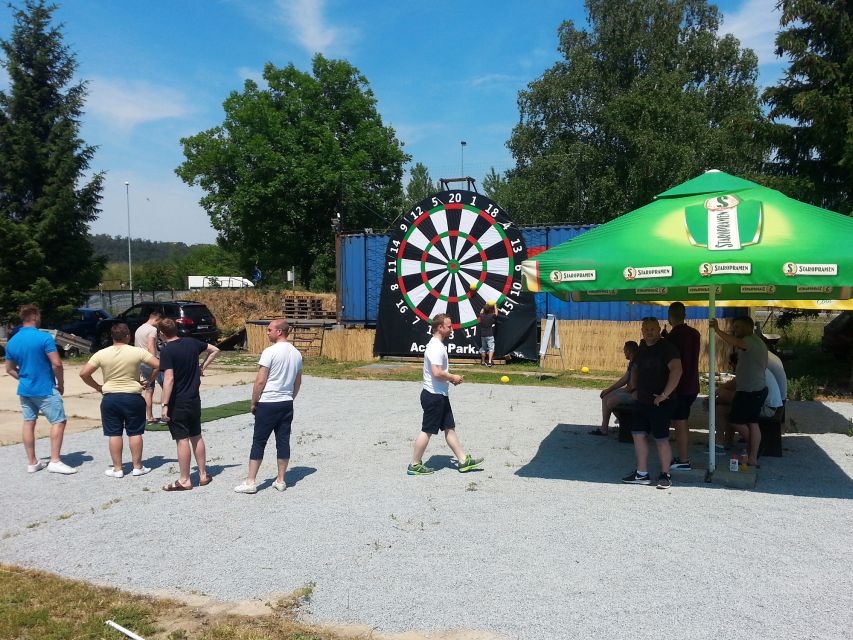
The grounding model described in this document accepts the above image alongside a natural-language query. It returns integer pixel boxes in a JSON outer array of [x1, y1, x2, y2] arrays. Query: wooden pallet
[[288, 324, 325, 358], [282, 296, 336, 321]]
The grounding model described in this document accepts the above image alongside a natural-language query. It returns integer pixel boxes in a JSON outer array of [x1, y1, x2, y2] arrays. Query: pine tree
[[0, 1, 104, 324], [762, 0, 852, 214]]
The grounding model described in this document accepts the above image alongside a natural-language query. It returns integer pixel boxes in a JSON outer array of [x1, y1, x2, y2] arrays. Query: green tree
[[503, 0, 768, 224], [176, 55, 409, 287], [482, 167, 512, 207], [0, 0, 103, 323], [762, 0, 852, 214], [135, 262, 177, 291], [405, 162, 438, 208], [176, 244, 242, 288]]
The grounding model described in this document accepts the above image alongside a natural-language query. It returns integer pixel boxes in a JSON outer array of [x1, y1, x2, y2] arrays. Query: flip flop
[[163, 480, 192, 491], [198, 475, 213, 487]]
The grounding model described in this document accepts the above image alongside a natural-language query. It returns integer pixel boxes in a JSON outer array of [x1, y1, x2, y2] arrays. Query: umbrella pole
[[708, 289, 716, 474]]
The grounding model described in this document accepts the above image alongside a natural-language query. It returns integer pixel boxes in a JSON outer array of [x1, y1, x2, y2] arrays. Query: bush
[[788, 375, 819, 401]]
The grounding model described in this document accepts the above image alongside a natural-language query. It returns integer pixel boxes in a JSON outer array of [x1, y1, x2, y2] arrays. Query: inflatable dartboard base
[[373, 190, 537, 359]]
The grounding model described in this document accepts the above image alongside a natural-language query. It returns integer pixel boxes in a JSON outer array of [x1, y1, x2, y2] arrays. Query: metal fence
[[85, 290, 189, 315]]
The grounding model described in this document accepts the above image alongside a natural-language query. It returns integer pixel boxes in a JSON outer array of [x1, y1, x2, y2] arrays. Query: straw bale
[[540, 319, 732, 373], [322, 328, 377, 361]]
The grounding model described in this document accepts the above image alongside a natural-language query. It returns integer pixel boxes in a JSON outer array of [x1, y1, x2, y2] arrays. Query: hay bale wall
[[321, 328, 377, 361], [540, 319, 731, 373]]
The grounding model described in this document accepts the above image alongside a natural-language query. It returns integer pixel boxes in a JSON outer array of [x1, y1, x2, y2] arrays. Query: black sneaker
[[622, 471, 651, 485], [657, 472, 672, 489], [670, 458, 691, 470]]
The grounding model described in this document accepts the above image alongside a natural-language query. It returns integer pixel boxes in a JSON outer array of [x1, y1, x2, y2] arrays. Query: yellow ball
[[581, 366, 590, 374], [500, 375, 510, 383], [469, 282, 478, 291]]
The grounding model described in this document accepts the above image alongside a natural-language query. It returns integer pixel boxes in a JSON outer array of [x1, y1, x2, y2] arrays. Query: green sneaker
[[457, 454, 484, 472], [407, 462, 434, 476]]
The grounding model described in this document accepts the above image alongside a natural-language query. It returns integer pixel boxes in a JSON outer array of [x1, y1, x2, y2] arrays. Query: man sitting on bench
[[591, 340, 638, 436]]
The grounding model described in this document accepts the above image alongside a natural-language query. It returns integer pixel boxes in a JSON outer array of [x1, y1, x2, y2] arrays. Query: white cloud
[[237, 66, 265, 85], [275, 0, 356, 56], [86, 77, 192, 133], [470, 73, 522, 88], [722, 0, 781, 64], [392, 121, 447, 147]]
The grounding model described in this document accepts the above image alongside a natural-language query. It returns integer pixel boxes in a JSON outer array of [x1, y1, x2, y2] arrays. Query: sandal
[[198, 475, 213, 487], [163, 480, 192, 491]]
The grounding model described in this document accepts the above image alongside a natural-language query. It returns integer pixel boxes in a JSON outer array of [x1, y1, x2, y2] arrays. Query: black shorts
[[168, 397, 202, 440], [420, 389, 456, 434], [671, 393, 698, 420], [631, 400, 675, 440], [729, 388, 768, 424]]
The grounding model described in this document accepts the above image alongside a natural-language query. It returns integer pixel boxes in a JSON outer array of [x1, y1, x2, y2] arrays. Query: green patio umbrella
[[521, 170, 853, 473]]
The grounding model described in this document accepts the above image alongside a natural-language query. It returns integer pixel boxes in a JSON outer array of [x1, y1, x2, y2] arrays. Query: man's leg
[[175, 438, 192, 486], [190, 435, 207, 482], [22, 419, 38, 465], [655, 438, 673, 474], [49, 421, 67, 463], [411, 431, 431, 465], [108, 436, 123, 470], [143, 386, 155, 422], [488, 349, 495, 366], [747, 422, 761, 465], [246, 458, 263, 485], [673, 419, 689, 461], [276, 457, 289, 484], [632, 433, 650, 473], [243, 403, 274, 486], [444, 428, 466, 461], [272, 403, 293, 484], [128, 434, 144, 469]]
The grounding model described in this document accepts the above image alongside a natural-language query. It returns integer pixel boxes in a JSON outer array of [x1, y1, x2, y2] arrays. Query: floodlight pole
[[125, 181, 134, 305], [460, 140, 467, 177]]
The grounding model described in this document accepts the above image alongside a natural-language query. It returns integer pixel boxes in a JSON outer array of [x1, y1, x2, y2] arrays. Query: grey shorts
[[479, 336, 495, 353]]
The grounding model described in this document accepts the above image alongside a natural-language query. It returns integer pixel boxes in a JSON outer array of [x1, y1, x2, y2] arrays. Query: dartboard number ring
[[386, 190, 527, 330]]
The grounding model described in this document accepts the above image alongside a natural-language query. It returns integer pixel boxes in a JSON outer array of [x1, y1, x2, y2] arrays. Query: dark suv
[[92, 301, 219, 349]]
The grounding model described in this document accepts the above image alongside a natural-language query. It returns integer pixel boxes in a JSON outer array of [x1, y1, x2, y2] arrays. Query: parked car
[[822, 311, 853, 360], [51, 307, 112, 341], [92, 300, 219, 350]]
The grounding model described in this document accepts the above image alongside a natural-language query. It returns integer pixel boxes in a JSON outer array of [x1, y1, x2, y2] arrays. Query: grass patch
[[0, 565, 347, 640], [202, 400, 252, 423]]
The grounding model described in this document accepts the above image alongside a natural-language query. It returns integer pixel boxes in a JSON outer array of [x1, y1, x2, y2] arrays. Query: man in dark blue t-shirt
[[158, 318, 220, 491]]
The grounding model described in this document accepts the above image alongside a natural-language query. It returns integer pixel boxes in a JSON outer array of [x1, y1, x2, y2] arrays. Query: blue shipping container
[[341, 226, 741, 324]]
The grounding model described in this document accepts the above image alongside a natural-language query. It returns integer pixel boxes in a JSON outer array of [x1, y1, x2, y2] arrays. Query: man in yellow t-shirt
[[80, 323, 159, 479]]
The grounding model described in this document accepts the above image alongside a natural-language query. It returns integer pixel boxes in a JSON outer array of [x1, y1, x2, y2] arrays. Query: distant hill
[[90, 234, 211, 263]]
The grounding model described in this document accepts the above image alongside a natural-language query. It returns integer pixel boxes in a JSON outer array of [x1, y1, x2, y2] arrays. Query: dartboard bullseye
[[386, 190, 527, 330]]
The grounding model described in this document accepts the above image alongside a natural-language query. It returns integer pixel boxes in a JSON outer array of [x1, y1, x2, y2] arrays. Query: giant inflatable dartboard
[[388, 190, 526, 329]]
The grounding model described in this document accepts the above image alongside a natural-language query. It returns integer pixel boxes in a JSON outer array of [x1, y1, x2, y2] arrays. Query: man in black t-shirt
[[623, 317, 682, 489], [158, 318, 220, 491]]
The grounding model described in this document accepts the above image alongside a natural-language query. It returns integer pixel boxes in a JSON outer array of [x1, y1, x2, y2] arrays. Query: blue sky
[[0, 0, 786, 244]]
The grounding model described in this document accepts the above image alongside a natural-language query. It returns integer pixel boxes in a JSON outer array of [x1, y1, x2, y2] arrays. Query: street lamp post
[[460, 140, 467, 176], [125, 181, 133, 304]]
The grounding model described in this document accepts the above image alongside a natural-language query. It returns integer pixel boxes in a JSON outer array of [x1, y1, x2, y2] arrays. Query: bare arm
[[5, 358, 19, 380], [251, 366, 270, 414], [431, 363, 462, 385], [160, 369, 174, 420], [709, 319, 748, 350], [293, 371, 302, 400], [654, 358, 683, 406], [79, 362, 103, 394], [47, 351, 64, 395], [601, 369, 631, 398], [200, 344, 220, 375]]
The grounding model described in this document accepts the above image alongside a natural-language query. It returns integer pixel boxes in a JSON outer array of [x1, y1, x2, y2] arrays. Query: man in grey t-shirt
[[710, 316, 768, 467], [134, 311, 162, 425]]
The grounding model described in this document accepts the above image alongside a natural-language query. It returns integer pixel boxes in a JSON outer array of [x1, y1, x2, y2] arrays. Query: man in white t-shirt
[[234, 318, 303, 494], [408, 314, 483, 475]]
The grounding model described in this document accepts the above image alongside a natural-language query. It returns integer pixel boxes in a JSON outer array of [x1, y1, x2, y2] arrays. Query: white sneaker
[[233, 482, 258, 494], [27, 460, 47, 473], [272, 480, 287, 492], [131, 466, 151, 477], [105, 467, 124, 478], [47, 461, 77, 475]]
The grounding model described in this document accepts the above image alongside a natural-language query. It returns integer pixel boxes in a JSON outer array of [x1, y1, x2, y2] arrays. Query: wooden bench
[[612, 403, 639, 443]]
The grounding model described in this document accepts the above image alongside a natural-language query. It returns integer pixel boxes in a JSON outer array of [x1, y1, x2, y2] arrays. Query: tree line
[[1, 0, 850, 324]]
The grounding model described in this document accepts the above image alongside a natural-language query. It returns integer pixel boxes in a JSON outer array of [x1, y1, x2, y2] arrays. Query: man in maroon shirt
[[665, 302, 701, 470]]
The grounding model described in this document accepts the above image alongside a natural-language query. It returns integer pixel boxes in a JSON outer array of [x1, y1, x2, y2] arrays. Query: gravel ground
[[2, 376, 852, 640]]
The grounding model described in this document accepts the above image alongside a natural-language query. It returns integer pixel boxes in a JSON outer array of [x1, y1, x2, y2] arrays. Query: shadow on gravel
[[515, 423, 637, 483], [191, 464, 240, 484], [254, 466, 317, 491], [517, 425, 853, 499], [61, 451, 94, 467], [143, 455, 178, 471], [424, 454, 457, 471]]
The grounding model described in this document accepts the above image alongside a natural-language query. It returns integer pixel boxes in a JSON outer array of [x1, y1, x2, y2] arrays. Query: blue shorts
[[101, 393, 146, 437], [20, 388, 66, 424], [250, 401, 294, 460], [479, 336, 495, 353], [139, 364, 163, 390]]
